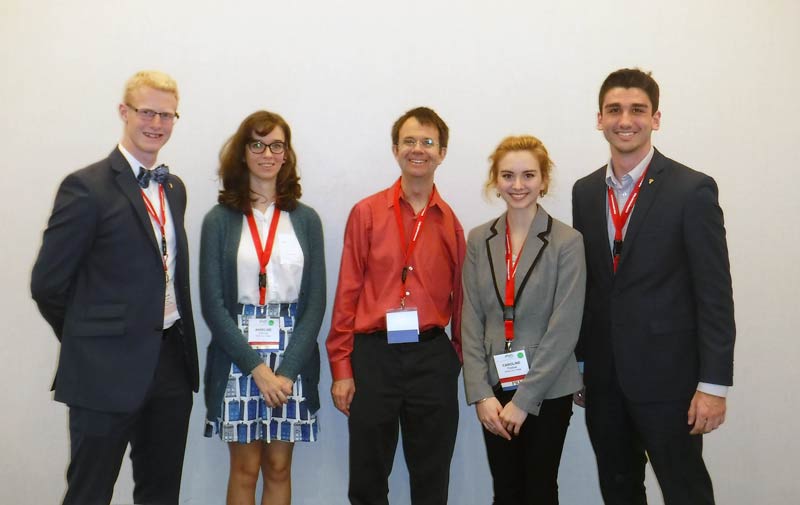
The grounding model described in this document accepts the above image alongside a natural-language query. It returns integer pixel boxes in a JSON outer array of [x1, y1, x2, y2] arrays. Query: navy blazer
[[31, 147, 199, 413], [571, 148, 735, 402]]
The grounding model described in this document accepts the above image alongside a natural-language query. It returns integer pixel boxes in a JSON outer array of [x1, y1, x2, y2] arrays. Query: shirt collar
[[118, 143, 160, 177], [605, 146, 655, 189], [384, 181, 443, 211], [251, 202, 278, 221]]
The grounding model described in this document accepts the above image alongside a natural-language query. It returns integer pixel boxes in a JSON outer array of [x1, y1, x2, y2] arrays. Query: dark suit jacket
[[31, 147, 199, 413], [571, 148, 735, 402]]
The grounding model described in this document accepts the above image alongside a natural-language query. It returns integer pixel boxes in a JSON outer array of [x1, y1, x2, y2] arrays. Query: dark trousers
[[62, 325, 193, 505], [348, 329, 461, 505], [482, 390, 573, 505], [585, 376, 715, 505]]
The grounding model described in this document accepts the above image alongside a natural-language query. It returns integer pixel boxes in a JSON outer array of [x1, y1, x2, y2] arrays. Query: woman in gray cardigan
[[461, 135, 585, 505], [200, 111, 325, 505]]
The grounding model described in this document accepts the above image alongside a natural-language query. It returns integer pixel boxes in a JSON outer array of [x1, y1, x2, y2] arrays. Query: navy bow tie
[[137, 164, 170, 188]]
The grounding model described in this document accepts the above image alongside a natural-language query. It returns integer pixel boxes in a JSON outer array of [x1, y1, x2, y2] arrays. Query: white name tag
[[238, 314, 282, 350], [386, 308, 419, 344], [164, 281, 178, 320], [493, 350, 529, 391]]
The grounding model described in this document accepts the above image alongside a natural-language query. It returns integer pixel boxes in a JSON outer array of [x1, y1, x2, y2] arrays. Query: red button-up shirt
[[326, 181, 466, 381]]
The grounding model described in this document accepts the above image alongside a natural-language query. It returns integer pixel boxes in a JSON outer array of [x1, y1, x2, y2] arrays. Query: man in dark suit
[[31, 70, 199, 505], [571, 68, 735, 505]]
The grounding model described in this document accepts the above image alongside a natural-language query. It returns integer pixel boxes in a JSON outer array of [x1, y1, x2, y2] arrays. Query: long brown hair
[[218, 110, 301, 213]]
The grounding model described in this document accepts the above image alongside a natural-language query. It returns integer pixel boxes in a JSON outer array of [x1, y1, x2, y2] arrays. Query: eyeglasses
[[126, 104, 180, 122], [247, 139, 286, 155], [399, 137, 439, 150]]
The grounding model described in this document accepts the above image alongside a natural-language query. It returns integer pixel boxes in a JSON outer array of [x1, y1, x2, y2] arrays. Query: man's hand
[[332, 378, 356, 417], [688, 390, 726, 435], [475, 398, 511, 440]]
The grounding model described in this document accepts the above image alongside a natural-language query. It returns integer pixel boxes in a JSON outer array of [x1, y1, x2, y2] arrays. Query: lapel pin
[[648, 178, 654, 185], [168, 182, 174, 189]]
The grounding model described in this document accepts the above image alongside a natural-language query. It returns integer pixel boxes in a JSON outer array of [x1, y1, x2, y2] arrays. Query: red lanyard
[[607, 165, 649, 273], [140, 185, 169, 282], [503, 217, 524, 351], [392, 178, 434, 308], [246, 207, 281, 305]]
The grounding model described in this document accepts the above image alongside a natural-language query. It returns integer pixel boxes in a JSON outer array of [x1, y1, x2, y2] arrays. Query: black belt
[[359, 326, 445, 342]]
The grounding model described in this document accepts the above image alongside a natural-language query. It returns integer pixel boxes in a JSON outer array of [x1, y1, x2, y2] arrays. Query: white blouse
[[236, 204, 304, 305]]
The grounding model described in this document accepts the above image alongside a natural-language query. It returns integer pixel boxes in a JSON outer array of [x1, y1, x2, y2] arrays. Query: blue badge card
[[386, 308, 419, 344]]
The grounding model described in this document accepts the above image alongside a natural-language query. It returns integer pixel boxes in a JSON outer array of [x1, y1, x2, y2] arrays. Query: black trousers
[[585, 376, 715, 505], [348, 329, 461, 505], [482, 390, 573, 505], [62, 325, 193, 505]]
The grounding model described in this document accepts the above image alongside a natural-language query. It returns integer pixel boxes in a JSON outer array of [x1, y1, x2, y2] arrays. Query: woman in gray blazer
[[200, 111, 325, 505], [461, 135, 585, 505]]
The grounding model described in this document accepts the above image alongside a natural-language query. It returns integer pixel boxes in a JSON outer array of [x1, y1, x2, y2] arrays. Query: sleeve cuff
[[330, 359, 353, 381], [697, 382, 728, 397]]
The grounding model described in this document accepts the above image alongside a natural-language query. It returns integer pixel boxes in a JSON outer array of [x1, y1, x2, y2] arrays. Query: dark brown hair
[[218, 110, 301, 213], [599, 68, 660, 113], [391, 106, 449, 150]]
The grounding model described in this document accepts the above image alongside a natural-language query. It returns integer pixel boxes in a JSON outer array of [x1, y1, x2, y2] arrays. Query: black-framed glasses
[[247, 139, 285, 155], [126, 104, 180, 122], [399, 137, 438, 150]]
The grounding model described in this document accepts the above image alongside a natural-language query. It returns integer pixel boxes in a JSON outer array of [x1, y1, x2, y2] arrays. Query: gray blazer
[[461, 206, 585, 415], [200, 203, 326, 419]]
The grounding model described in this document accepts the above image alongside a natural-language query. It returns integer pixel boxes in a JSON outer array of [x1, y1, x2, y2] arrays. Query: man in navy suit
[[31, 70, 199, 505], [572, 68, 735, 505]]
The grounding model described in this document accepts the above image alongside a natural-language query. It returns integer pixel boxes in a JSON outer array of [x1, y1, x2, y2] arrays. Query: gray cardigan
[[200, 202, 326, 419], [461, 206, 585, 416]]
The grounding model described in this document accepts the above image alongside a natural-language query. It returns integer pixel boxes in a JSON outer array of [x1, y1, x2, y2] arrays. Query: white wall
[[2, 1, 798, 503]]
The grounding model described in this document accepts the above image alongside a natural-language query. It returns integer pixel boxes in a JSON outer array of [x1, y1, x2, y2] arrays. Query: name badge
[[386, 308, 419, 344], [238, 313, 282, 350], [164, 281, 178, 319], [493, 350, 529, 391]]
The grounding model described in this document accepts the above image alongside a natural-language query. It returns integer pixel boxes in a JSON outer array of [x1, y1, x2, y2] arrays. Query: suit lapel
[[514, 207, 551, 300], [485, 216, 505, 309], [484, 207, 552, 309], [110, 148, 161, 257], [163, 174, 186, 258], [584, 168, 615, 283], [618, 149, 667, 269]]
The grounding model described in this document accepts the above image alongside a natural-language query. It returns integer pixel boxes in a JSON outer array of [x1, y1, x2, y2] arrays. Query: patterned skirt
[[204, 302, 319, 444]]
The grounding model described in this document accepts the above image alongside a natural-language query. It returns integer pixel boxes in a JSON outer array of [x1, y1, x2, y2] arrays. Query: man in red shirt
[[327, 107, 465, 505]]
